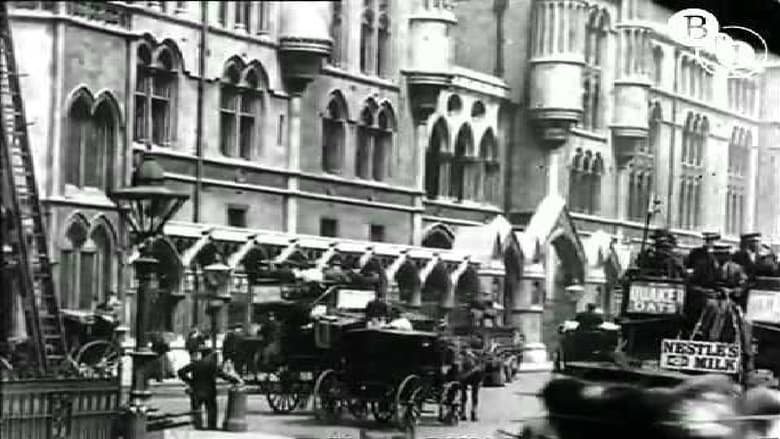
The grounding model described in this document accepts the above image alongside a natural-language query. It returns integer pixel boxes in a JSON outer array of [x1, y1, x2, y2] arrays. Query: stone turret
[[611, 0, 652, 166], [278, 1, 332, 94], [528, 0, 589, 147], [403, 0, 457, 123]]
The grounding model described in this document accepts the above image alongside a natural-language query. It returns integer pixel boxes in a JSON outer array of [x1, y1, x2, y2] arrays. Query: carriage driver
[[364, 294, 391, 328], [686, 232, 721, 288]]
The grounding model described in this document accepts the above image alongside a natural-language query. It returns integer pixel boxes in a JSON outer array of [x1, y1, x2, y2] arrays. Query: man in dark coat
[[686, 232, 721, 287], [365, 295, 391, 328], [575, 303, 604, 329], [733, 232, 762, 278], [178, 347, 243, 430]]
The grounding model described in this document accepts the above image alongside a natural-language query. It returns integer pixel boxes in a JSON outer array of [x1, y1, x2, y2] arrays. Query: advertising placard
[[746, 289, 780, 324], [251, 285, 283, 303], [626, 282, 685, 315], [337, 289, 375, 310], [659, 339, 741, 374]]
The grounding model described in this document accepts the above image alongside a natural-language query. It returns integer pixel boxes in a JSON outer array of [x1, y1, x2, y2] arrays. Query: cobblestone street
[[146, 372, 552, 439]]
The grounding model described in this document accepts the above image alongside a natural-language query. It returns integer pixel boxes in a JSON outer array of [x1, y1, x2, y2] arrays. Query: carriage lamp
[[204, 261, 233, 350], [109, 150, 188, 439]]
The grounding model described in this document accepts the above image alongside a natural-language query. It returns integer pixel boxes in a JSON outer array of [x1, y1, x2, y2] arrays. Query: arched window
[[377, 0, 391, 77], [60, 218, 90, 310], [360, 0, 375, 74], [220, 61, 263, 160], [479, 130, 500, 205], [134, 42, 177, 146], [374, 104, 395, 181], [355, 102, 376, 179], [570, 149, 603, 215], [92, 101, 116, 191], [234, 1, 251, 31], [90, 223, 114, 306], [322, 93, 347, 173], [589, 154, 603, 215], [64, 95, 91, 188], [677, 113, 704, 229], [330, 1, 344, 66], [726, 127, 749, 235], [450, 124, 473, 201], [425, 118, 449, 199], [582, 8, 606, 131]]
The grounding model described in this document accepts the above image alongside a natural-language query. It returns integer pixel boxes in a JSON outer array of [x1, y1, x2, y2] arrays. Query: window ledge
[[321, 65, 400, 91], [424, 198, 503, 213]]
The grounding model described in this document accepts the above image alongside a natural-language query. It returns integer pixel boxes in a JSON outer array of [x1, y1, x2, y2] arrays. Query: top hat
[[741, 232, 761, 241], [702, 232, 721, 242]]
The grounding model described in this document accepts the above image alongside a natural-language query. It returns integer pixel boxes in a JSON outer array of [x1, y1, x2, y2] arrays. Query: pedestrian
[[178, 346, 243, 430], [186, 327, 205, 362]]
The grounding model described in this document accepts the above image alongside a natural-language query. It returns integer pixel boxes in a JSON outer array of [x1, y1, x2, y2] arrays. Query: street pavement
[[147, 372, 552, 439]]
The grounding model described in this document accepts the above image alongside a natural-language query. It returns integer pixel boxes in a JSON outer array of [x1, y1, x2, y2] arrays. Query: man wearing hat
[[639, 229, 685, 278], [734, 232, 763, 278], [686, 232, 721, 288], [178, 347, 243, 430]]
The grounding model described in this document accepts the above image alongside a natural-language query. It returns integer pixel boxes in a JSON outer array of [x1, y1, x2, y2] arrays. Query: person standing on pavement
[[178, 346, 243, 430]]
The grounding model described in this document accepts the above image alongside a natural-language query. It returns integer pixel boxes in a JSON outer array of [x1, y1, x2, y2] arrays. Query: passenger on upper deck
[[686, 232, 721, 288], [574, 303, 604, 329], [636, 229, 686, 278], [733, 232, 778, 278]]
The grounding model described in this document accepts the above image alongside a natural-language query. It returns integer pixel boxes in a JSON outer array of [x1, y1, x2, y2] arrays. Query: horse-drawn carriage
[[556, 229, 766, 387], [452, 326, 523, 386], [312, 327, 463, 428], [60, 307, 122, 377]]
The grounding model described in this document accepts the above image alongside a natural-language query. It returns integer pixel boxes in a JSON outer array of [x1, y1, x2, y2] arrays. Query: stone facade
[[6, 1, 780, 365]]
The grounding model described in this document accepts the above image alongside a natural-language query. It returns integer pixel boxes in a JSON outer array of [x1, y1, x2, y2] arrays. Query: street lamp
[[109, 151, 188, 439], [203, 261, 232, 351]]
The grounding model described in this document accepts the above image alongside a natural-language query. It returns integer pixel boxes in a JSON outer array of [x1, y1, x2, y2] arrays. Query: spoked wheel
[[371, 398, 395, 424], [438, 381, 461, 426], [312, 369, 341, 423], [395, 375, 422, 425], [348, 399, 369, 420], [75, 340, 121, 377], [397, 384, 426, 429], [266, 369, 302, 414]]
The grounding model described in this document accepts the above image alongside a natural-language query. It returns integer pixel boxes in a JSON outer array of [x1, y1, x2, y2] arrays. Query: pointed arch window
[[220, 62, 263, 160], [425, 119, 449, 199], [569, 149, 603, 215], [581, 8, 607, 131], [60, 220, 113, 311], [134, 43, 177, 146], [479, 130, 500, 205], [65, 95, 116, 192], [322, 94, 347, 174], [374, 105, 395, 181], [450, 125, 474, 201], [356, 104, 376, 179], [726, 127, 750, 235], [377, 0, 391, 77], [64, 96, 91, 188], [677, 113, 705, 229], [360, 0, 375, 74]]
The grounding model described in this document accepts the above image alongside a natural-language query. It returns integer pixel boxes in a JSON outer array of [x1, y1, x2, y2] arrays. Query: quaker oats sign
[[660, 339, 741, 374], [626, 282, 685, 314]]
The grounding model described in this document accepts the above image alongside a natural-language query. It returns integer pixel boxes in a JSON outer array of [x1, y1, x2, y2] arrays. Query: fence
[[0, 375, 121, 439]]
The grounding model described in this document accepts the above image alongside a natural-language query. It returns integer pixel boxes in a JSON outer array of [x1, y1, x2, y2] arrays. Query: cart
[[312, 327, 462, 428]]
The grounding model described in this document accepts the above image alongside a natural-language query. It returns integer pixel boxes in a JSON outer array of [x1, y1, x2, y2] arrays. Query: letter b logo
[[667, 9, 719, 49]]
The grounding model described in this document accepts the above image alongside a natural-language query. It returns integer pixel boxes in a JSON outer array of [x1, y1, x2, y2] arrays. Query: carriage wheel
[[438, 381, 461, 426], [348, 399, 369, 420], [397, 384, 425, 429], [371, 399, 395, 424], [395, 375, 421, 423], [266, 370, 302, 414], [75, 340, 121, 377], [312, 369, 341, 423]]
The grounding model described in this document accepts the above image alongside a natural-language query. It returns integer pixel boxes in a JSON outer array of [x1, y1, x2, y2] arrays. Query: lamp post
[[109, 151, 189, 439], [203, 261, 232, 351]]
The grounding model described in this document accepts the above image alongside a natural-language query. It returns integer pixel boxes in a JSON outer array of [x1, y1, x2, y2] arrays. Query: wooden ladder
[[0, 2, 67, 373]]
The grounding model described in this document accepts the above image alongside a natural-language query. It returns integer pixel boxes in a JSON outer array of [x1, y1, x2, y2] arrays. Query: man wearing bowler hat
[[733, 232, 772, 278], [686, 232, 721, 288]]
